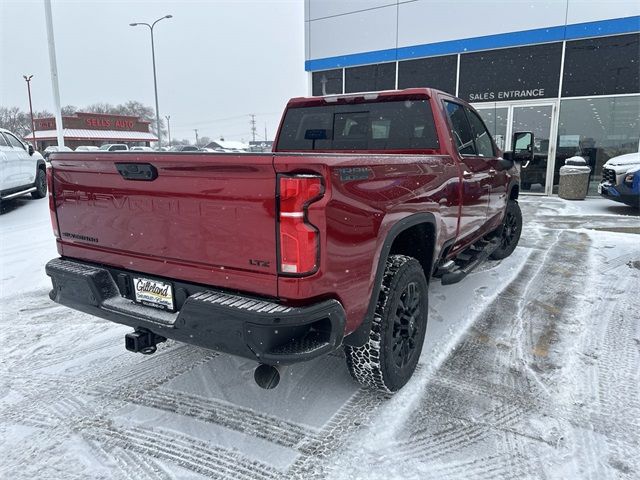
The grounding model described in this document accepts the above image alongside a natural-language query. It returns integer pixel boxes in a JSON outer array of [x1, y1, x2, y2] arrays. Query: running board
[[1, 187, 36, 201], [439, 238, 501, 286]]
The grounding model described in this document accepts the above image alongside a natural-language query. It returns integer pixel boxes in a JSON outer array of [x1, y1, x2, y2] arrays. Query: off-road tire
[[31, 168, 47, 199], [344, 255, 428, 393], [490, 199, 522, 260]]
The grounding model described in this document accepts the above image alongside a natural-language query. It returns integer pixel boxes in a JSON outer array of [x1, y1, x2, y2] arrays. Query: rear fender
[[343, 212, 437, 347]]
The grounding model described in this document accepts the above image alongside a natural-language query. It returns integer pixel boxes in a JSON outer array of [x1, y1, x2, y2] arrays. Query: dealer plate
[[133, 277, 175, 311]]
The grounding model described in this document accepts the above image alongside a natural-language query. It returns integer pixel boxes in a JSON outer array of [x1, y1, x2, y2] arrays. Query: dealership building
[[28, 112, 158, 150], [304, 1, 640, 195]]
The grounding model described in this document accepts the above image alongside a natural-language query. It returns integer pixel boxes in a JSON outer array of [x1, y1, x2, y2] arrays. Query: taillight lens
[[47, 167, 59, 238], [278, 175, 323, 275]]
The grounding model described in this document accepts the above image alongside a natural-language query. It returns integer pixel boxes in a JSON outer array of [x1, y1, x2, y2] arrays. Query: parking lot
[[0, 195, 638, 480]]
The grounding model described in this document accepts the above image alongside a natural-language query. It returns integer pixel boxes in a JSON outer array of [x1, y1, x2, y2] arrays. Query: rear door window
[[277, 99, 439, 151]]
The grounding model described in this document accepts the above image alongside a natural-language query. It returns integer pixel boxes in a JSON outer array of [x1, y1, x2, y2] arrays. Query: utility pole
[[194, 129, 199, 147], [250, 114, 257, 142], [23, 75, 37, 149], [264, 123, 268, 142], [44, 0, 64, 148], [165, 115, 171, 147]]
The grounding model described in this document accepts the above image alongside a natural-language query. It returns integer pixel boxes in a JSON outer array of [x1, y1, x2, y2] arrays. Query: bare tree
[[0, 106, 30, 137]]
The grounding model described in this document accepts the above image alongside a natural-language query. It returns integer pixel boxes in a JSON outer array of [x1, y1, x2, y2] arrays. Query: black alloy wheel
[[391, 281, 421, 369], [490, 199, 522, 260], [344, 255, 428, 392]]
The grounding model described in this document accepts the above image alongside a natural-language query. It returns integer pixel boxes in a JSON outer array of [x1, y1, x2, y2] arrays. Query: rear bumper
[[46, 258, 346, 364]]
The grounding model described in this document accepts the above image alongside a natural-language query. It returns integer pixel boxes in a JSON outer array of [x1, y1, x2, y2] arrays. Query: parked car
[[45, 88, 529, 392], [168, 145, 200, 152], [75, 145, 99, 152], [599, 152, 640, 208], [43, 145, 73, 160], [98, 144, 129, 152], [0, 128, 47, 206], [130, 146, 154, 152]]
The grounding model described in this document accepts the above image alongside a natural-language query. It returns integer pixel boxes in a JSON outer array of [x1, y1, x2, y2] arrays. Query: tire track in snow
[[81, 422, 280, 480], [116, 387, 317, 450]]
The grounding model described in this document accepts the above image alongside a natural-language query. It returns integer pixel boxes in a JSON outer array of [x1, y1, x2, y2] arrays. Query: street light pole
[[165, 115, 171, 147], [130, 14, 172, 148], [23, 75, 37, 150]]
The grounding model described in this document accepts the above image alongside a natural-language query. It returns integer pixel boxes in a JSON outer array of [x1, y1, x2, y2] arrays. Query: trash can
[[558, 156, 591, 200]]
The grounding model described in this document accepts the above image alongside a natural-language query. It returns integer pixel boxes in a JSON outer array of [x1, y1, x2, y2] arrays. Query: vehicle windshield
[[277, 99, 439, 151], [98, 145, 111, 150]]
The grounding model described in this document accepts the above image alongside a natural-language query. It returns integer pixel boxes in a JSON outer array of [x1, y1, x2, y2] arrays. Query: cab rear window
[[277, 100, 439, 151]]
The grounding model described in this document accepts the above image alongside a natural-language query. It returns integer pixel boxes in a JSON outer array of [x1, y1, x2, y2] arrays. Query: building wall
[[305, 0, 640, 70], [304, 1, 640, 196]]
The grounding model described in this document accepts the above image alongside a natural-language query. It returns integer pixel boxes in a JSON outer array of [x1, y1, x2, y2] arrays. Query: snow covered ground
[[0, 195, 638, 479]]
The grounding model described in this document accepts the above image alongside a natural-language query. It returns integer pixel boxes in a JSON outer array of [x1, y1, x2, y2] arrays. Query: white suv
[[0, 128, 47, 205]]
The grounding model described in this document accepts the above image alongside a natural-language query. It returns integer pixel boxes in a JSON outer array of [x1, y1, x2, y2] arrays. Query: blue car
[[600, 166, 640, 209], [599, 152, 640, 209]]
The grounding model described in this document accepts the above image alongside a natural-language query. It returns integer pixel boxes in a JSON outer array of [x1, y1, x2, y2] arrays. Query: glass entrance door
[[476, 102, 556, 194], [511, 105, 553, 193]]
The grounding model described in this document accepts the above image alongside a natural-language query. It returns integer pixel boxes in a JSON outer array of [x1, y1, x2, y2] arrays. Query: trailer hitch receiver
[[125, 328, 166, 354]]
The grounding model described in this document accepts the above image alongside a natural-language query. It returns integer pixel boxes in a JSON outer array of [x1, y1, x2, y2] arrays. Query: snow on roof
[[25, 129, 158, 141], [205, 140, 249, 150]]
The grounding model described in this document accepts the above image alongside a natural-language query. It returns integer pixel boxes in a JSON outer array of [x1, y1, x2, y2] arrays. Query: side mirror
[[512, 131, 534, 162], [28, 144, 35, 156]]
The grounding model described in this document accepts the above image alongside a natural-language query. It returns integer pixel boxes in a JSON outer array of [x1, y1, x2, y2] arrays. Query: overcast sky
[[0, 0, 306, 142]]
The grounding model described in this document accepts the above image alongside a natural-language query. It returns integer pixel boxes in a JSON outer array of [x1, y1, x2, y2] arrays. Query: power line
[[174, 111, 282, 128]]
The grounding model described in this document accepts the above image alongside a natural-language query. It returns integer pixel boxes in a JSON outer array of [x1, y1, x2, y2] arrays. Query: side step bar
[[1, 187, 36, 201], [438, 238, 501, 286]]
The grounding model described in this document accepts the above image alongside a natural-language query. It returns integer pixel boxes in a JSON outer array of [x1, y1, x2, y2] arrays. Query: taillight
[[47, 167, 59, 238], [278, 174, 324, 275]]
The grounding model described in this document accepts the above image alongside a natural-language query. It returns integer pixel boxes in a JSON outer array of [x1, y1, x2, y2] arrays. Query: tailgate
[[51, 152, 278, 297]]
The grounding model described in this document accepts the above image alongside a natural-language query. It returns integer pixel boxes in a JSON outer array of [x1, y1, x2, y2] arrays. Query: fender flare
[[343, 212, 438, 347]]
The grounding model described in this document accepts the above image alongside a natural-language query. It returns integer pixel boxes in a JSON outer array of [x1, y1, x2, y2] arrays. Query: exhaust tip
[[254, 364, 281, 389]]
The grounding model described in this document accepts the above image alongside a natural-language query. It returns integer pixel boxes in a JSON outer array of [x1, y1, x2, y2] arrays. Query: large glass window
[[476, 106, 508, 151], [513, 105, 553, 192], [312, 69, 343, 96], [277, 100, 439, 151], [344, 63, 396, 93], [555, 96, 640, 195], [459, 43, 562, 103], [562, 34, 640, 97], [398, 55, 457, 94]]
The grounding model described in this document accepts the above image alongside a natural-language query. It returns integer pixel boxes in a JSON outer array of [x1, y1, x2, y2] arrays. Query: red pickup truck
[[46, 89, 532, 392]]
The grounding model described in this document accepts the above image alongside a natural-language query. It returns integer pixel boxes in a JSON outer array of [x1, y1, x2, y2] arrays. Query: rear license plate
[[133, 277, 174, 311]]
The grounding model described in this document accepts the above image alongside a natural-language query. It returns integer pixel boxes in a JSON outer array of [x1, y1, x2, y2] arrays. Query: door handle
[[462, 170, 473, 179], [488, 168, 497, 176]]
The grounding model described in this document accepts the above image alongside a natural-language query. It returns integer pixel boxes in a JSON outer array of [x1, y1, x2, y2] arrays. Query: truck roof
[[286, 88, 443, 109]]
